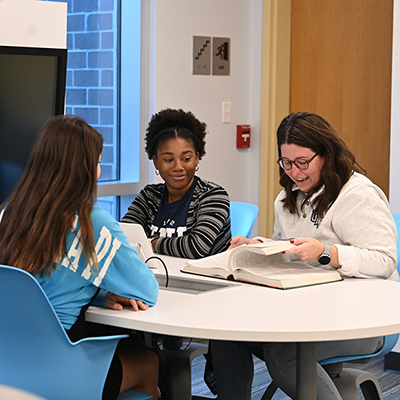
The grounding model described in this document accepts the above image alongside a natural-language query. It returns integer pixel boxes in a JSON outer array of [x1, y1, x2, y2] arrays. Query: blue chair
[[261, 334, 399, 400], [383, 214, 400, 374], [0, 265, 151, 400], [392, 214, 400, 272], [230, 201, 259, 238]]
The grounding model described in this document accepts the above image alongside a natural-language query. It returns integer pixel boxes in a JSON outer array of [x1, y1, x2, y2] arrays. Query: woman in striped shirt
[[121, 108, 231, 259]]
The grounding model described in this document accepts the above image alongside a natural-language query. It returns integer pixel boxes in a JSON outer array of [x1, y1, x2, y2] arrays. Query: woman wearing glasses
[[208, 112, 398, 400]]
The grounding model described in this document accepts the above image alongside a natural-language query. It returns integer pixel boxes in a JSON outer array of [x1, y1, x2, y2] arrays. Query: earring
[[195, 164, 199, 172], [155, 169, 160, 176]]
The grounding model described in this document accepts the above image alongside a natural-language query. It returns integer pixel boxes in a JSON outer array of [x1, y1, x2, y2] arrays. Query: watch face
[[319, 255, 330, 265]]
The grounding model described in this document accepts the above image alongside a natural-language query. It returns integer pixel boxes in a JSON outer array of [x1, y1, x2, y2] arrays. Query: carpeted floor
[[190, 352, 400, 399]]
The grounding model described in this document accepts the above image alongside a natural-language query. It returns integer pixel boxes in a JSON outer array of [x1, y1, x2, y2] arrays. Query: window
[[45, 0, 150, 219], [63, 0, 120, 182]]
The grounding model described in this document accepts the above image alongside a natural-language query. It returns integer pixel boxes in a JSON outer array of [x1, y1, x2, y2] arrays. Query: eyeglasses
[[277, 153, 318, 171]]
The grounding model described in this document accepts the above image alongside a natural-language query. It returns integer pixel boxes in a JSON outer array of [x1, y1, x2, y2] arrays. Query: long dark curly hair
[[144, 108, 207, 159]]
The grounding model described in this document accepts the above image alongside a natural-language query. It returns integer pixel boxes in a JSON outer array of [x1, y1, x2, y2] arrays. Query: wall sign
[[193, 36, 211, 75], [212, 37, 230, 76], [193, 36, 230, 76]]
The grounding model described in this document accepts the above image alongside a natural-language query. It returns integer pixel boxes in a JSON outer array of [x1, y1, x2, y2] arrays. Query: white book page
[[184, 250, 232, 272], [230, 250, 290, 270], [237, 261, 328, 279]]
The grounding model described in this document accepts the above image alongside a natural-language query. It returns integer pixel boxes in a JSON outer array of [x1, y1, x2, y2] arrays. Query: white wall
[[153, 0, 263, 209], [390, 0, 400, 214], [0, 0, 67, 49], [388, 0, 400, 354]]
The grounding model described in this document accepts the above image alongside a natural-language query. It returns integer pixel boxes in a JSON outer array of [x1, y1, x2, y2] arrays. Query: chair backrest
[[230, 201, 259, 238], [319, 333, 400, 366], [392, 214, 400, 273], [0, 264, 125, 400]]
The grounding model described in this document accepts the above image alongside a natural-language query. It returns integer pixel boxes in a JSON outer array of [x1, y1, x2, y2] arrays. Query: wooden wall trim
[[259, 0, 291, 237]]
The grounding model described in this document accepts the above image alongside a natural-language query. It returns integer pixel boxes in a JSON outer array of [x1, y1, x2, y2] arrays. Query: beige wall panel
[[290, 0, 393, 196], [259, 0, 291, 237]]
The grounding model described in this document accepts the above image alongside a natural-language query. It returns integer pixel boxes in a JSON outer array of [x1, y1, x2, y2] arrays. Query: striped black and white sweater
[[121, 177, 231, 259]]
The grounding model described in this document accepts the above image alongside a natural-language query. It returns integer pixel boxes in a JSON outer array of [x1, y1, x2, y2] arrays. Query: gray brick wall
[[47, 0, 120, 218], [62, 0, 118, 182]]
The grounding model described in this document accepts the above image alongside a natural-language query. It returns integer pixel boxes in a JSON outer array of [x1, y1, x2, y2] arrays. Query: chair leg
[[261, 368, 384, 400], [260, 381, 279, 400], [331, 368, 383, 400], [359, 379, 383, 400]]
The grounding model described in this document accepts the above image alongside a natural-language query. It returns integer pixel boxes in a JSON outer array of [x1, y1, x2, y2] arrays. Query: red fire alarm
[[237, 125, 251, 148]]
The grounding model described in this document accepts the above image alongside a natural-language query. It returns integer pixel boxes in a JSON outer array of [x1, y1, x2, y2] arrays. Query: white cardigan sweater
[[257, 173, 398, 280]]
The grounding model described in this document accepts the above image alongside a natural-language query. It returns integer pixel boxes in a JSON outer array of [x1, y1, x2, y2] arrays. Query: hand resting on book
[[283, 237, 340, 269], [230, 236, 341, 270], [229, 235, 263, 249]]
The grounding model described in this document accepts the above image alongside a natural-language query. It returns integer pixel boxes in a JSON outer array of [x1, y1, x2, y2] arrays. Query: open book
[[182, 241, 342, 290]]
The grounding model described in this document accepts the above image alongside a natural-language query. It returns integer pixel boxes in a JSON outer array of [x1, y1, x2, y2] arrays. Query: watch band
[[318, 244, 331, 265]]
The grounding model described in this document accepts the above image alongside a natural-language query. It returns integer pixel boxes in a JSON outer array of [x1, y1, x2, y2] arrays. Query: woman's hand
[[229, 235, 262, 250], [151, 236, 159, 251], [105, 292, 149, 311], [283, 237, 340, 268], [283, 237, 324, 261]]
